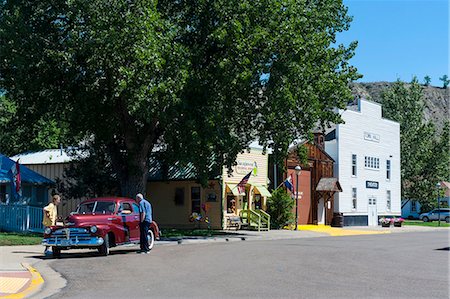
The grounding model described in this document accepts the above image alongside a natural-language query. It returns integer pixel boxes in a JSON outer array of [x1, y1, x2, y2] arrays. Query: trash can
[[331, 212, 344, 227]]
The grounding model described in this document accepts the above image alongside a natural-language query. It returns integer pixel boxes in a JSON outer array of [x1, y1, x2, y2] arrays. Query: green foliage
[[382, 78, 449, 209], [56, 145, 119, 199], [266, 188, 294, 229], [0, 0, 359, 196], [439, 75, 449, 88], [423, 75, 431, 86]]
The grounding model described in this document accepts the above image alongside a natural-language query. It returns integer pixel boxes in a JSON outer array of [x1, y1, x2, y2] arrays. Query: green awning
[[226, 183, 245, 196], [253, 185, 272, 197]]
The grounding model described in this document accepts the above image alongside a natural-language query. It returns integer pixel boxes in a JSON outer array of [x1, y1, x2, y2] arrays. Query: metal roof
[[147, 156, 220, 181], [11, 149, 76, 164], [0, 154, 55, 185]]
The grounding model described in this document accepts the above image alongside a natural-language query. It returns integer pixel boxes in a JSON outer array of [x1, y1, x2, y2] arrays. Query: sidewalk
[[1, 225, 448, 298]]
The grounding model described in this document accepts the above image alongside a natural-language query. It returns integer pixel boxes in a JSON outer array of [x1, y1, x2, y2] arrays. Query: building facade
[[11, 149, 80, 217], [325, 99, 401, 226], [147, 144, 271, 230]]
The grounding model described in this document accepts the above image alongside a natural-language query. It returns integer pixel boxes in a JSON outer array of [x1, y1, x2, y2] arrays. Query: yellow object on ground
[[297, 225, 391, 236], [0, 263, 44, 299]]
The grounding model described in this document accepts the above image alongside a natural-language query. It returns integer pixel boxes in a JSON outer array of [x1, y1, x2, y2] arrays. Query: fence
[[0, 205, 44, 233]]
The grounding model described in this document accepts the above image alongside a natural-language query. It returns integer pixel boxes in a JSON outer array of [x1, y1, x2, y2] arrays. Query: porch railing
[[254, 209, 271, 231], [0, 205, 44, 233], [239, 209, 270, 231]]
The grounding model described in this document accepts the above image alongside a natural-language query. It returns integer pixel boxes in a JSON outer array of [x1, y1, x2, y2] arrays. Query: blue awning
[[0, 154, 54, 185]]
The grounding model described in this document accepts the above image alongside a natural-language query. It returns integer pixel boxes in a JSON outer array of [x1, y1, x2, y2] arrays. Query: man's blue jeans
[[139, 221, 151, 252]]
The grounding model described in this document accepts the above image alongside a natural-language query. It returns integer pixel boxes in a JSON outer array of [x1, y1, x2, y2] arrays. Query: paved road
[[45, 231, 449, 299]]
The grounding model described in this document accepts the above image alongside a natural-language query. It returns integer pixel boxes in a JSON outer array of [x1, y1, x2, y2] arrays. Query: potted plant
[[379, 217, 392, 227], [393, 217, 404, 227]]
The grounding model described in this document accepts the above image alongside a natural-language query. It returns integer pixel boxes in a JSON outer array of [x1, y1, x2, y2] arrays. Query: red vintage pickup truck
[[42, 197, 159, 257]]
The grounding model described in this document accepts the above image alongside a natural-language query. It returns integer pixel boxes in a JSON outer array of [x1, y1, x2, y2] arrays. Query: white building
[[325, 99, 401, 226]]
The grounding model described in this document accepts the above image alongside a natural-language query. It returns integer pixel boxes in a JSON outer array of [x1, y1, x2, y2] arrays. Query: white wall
[[327, 99, 401, 218]]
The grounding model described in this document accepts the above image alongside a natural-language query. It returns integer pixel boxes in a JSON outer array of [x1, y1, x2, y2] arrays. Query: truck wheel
[[147, 229, 155, 250], [52, 247, 61, 258], [445, 216, 449, 223], [98, 234, 109, 256]]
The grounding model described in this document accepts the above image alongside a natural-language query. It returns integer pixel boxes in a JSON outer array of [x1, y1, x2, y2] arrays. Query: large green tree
[[382, 78, 449, 211], [0, 0, 360, 197]]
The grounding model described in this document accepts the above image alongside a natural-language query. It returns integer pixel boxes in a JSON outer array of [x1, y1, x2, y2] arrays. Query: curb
[[0, 263, 44, 299]]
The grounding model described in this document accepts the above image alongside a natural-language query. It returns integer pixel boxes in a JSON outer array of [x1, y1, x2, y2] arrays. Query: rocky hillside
[[350, 82, 449, 132]]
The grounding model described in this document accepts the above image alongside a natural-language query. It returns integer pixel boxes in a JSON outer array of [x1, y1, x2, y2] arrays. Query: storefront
[[146, 145, 271, 230], [222, 145, 271, 230]]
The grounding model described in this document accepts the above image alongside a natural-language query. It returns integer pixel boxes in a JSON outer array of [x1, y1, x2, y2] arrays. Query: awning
[[316, 178, 342, 192], [225, 183, 245, 196], [253, 184, 272, 197]]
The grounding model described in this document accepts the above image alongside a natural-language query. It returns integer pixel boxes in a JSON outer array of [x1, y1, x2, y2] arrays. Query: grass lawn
[[160, 228, 232, 238], [403, 220, 450, 227], [0, 232, 42, 246]]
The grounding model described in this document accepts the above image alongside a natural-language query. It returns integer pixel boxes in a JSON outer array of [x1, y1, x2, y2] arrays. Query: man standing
[[136, 193, 152, 254], [43, 194, 61, 254]]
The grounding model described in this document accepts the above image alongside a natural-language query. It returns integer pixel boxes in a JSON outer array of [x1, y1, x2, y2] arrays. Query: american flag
[[237, 171, 252, 194]]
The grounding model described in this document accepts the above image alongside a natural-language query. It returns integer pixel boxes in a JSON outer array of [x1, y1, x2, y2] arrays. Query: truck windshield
[[77, 201, 116, 214]]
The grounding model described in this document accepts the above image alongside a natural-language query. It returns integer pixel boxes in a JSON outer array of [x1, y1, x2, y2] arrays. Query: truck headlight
[[44, 227, 52, 235], [90, 225, 98, 233]]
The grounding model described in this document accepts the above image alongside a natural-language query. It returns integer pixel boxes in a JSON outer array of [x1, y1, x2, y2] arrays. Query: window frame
[[351, 187, 357, 210], [191, 186, 201, 214], [386, 160, 391, 180], [386, 190, 391, 211], [351, 154, 357, 177], [364, 156, 380, 170]]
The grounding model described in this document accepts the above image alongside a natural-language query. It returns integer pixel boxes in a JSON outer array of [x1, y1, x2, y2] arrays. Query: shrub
[[266, 188, 294, 229]]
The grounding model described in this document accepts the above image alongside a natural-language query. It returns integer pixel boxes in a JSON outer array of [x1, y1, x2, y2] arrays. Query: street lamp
[[295, 165, 301, 230], [436, 182, 441, 227]]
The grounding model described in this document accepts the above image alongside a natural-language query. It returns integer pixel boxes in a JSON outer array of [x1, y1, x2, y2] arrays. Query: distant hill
[[350, 82, 449, 132]]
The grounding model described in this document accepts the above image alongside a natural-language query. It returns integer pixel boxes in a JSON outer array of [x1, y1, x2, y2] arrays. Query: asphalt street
[[45, 231, 449, 299]]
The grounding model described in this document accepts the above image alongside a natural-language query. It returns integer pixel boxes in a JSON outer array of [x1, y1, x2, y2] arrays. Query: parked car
[[42, 197, 159, 258], [419, 208, 450, 223]]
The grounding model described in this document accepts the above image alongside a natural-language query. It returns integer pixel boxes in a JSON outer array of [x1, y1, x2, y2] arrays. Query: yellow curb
[[296, 225, 391, 236], [0, 263, 44, 299]]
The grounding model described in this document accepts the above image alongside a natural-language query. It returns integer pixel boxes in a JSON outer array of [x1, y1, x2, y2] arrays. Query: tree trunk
[[107, 131, 155, 199]]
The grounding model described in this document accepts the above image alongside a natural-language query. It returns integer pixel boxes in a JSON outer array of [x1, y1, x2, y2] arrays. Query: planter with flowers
[[393, 217, 404, 227], [379, 217, 392, 227]]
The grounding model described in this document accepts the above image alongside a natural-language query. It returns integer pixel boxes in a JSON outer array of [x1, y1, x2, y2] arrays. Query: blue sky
[[338, 0, 449, 86]]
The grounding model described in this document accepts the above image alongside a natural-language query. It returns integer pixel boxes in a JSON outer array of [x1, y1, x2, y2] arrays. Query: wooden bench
[[225, 215, 242, 230]]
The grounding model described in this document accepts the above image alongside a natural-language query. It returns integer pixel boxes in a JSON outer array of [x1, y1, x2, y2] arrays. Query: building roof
[[11, 149, 76, 165], [0, 154, 55, 185], [147, 156, 220, 181], [316, 178, 342, 192], [440, 181, 450, 197]]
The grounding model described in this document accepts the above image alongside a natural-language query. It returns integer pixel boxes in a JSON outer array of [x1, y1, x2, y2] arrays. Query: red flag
[[15, 159, 21, 193]]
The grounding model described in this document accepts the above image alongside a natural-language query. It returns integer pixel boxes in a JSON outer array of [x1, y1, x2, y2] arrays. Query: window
[[94, 201, 116, 214], [174, 188, 185, 206], [386, 160, 391, 180], [0, 185, 6, 203], [364, 156, 380, 170], [411, 200, 417, 212], [191, 187, 201, 214], [119, 202, 132, 214], [351, 154, 357, 176], [386, 190, 391, 211], [352, 188, 357, 210]]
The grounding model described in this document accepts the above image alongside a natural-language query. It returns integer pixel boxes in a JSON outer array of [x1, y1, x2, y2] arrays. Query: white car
[[419, 208, 450, 223]]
